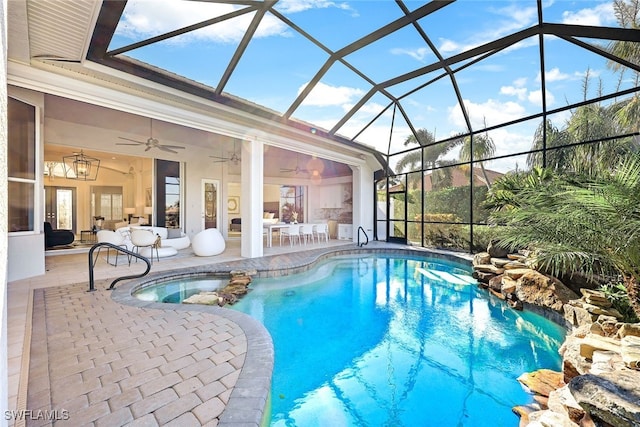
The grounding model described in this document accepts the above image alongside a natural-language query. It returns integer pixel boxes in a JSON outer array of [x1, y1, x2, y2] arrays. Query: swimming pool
[[134, 253, 566, 426]]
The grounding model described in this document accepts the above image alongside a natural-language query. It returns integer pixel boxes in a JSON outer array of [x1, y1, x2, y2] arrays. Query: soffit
[[24, 0, 99, 61]]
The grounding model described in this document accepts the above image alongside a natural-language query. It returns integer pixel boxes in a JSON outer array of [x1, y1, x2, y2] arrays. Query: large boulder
[[547, 385, 585, 424], [487, 239, 509, 258], [516, 270, 579, 312], [569, 371, 640, 427], [473, 251, 491, 266], [517, 369, 565, 397]]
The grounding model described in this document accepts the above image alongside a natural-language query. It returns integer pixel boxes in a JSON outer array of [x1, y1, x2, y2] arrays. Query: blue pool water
[[231, 254, 565, 427], [134, 253, 566, 426]]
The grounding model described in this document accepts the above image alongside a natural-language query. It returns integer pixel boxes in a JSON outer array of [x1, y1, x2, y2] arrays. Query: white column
[[240, 139, 264, 258], [351, 164, 374, 243]]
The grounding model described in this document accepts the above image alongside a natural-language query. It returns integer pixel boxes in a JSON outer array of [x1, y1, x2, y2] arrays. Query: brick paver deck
[[15, 242, 459, 426], [26, 280, 269, 426]]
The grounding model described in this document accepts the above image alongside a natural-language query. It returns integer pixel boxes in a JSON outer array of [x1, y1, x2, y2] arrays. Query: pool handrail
[[357, 226, 369, 247], [88, 242, 151, 291]]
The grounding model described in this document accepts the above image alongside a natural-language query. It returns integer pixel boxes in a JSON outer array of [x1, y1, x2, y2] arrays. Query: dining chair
[[280, 223, 301, 246], [313, 223, 329, 243], [299, 224, 315, 245]]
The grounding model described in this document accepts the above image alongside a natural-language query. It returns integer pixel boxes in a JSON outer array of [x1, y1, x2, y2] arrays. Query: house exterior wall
[[2, 0, 10, 423]]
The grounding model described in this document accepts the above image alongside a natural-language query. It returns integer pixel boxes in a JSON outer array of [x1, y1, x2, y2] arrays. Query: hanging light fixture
[[62, 150, 100, 181]]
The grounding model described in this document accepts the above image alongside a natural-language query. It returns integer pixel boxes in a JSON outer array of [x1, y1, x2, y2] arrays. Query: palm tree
[[489, 154, 640, 319], [528, 72, 633, 177], [395, 129, 461, 190], [456, 125, 496, 189], [607, 0, 640, 133], [526, 119, 573, 171]]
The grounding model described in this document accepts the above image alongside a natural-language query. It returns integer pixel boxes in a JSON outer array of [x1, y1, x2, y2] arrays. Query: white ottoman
[[192, 228, 226, 256], [139, 246, 178, 259]]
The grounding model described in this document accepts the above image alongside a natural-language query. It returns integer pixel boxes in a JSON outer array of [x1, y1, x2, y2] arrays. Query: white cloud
[[276, 0, 357, 15], [537, 67, 571, 82], [118, 0, 289, 44], [513, 77, 528, 87], [561, 2, 616, 26], [500, 85, 528, 101], [439, 3, 538, 54], [528, 89, 555, 107], [299, 81, 365, 107], [390, 47, 432, 62], [448, 99, 527, 130]]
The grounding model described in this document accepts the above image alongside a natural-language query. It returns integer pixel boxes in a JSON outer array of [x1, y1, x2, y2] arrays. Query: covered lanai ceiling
[[9, 0, 640, 172]]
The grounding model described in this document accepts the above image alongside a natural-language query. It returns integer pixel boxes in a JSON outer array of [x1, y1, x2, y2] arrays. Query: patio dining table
[[263, 222, 291, 247]]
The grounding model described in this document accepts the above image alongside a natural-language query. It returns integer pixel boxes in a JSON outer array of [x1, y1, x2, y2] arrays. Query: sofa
[[115, 226, 191, 251], [44, 222, 75, 248]]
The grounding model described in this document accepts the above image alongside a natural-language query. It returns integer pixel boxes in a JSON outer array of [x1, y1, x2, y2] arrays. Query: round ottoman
[[139, 246, 178, 259], [192, 228, 226, 256]]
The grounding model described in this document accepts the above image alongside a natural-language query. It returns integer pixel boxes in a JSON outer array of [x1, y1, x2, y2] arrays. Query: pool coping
[[109, 242, 481, 425]]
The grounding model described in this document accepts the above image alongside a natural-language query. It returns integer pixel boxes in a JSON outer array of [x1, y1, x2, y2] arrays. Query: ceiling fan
[[210, 141, 241, 165], [102, 165, 135, 176], [280, 154, 310, 175], [116, 119, 185, 154]]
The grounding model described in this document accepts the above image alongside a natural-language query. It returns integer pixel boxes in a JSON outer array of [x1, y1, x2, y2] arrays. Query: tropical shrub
[[486, 154, 640, 318]]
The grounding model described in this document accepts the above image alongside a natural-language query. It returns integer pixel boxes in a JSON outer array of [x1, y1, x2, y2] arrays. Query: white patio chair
[[280, 224, 301, 246], [313, 223, 329, 243], [299, 224, 315, 245], [94, 229, 130, 266], [130, 228, 159, 264]]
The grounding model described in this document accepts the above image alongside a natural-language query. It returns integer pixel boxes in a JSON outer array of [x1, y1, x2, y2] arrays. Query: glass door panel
[[45, 186, 76, 232], [202, 179, 219, 229]]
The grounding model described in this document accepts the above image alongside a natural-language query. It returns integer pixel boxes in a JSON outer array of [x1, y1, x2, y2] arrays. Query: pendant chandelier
[[62, 150, 100, 181]]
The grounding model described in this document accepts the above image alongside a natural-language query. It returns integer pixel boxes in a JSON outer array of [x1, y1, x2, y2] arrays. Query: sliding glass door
[[45, 186, 77, 231]]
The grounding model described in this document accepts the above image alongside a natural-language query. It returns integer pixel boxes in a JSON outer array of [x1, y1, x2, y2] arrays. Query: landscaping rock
[[501, 276, 517, 294], [569, 371, 640, 427], [617, 323, 640, 339], [527, 408, 577, 427], [517, 369, 564, 397], [508, 253, 528, 262], [579, 334, 621, 359], [505, 260, 529, 270], [590, 350, 625, 375], [547, 385, 585, 424], [621, 335, 640, 370], [504, 268, 533, 280], [472, 270, 495, 284], [473, 252, 491, 266], [564, 303, 597, 327], [490, 257, 511, 268], [487, 240, 509, 258], [474, 264, 505, 275], [512, 403, 540, 425], [488, 274, 503, 292], [516, 270, 579, 312], [182, 291, 222, 305]]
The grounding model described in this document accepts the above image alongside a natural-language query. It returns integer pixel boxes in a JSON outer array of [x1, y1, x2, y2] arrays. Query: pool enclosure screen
[[83, 1, 640, 251]]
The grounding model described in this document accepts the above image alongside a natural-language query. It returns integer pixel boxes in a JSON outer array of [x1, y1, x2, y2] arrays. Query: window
[[280, 186, 304, 223], [8, 98, 37, 232], [155, 159, 181, 228], [91, 186, 123, 221]]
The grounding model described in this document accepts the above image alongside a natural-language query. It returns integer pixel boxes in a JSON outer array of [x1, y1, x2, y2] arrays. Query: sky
[[110, 0, 633, 173]]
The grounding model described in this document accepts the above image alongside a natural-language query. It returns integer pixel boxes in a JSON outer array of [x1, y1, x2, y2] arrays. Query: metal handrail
[[357, 226, 369, 247], [88, 242, 151, 291]]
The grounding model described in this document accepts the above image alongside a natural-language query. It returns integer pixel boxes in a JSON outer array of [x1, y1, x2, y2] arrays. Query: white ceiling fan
[[101, 165, 135, 177], [116, 118, 185, 154], [210, 141, 241, 165], [280, 154, 310, 175]]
